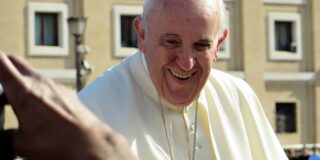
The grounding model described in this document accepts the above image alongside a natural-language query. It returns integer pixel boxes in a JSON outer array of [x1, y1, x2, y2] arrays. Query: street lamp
[[68, 17, 87, 91]]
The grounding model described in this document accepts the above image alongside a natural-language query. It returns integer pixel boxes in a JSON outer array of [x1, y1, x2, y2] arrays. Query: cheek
[[154, 49, 177, 67], [145, 48, 171, 79], [197, 53, 214, 70]]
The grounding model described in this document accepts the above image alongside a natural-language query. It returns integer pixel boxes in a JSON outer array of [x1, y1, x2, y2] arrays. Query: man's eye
[[167, 40, 179, 44], [161, 40, 180, 49], [194, 43, 212, 52]]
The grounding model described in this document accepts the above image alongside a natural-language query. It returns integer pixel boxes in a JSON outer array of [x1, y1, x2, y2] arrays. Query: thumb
[[0, 129, 17, 160]]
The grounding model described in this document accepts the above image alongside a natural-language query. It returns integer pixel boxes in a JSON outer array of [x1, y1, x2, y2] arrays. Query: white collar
[[141, 53, 149, 74]]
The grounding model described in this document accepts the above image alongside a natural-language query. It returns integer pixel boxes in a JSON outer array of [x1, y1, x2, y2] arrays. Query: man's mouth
[[169, 69, 196, 80]]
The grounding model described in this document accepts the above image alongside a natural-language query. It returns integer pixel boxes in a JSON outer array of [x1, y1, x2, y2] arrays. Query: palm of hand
[[0, 52, 137, 160]]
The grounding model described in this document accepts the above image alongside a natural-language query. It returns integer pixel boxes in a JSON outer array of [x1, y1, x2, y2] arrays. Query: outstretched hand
[[0, 51, 137, 160]]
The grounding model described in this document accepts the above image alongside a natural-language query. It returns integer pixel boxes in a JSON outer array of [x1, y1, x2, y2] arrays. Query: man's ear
[[214, 29, 228, 61], [134, 16, 146, 53]]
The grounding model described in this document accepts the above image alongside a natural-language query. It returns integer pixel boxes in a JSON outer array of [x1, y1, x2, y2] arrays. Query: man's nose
[[176, 49, 196, 71]]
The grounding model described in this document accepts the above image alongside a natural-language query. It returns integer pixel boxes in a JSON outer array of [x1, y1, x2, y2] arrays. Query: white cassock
[[79, 52, 288, 160]]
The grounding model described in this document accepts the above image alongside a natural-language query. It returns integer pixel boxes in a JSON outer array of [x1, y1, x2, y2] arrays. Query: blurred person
[[287, 149, 298, 160], [296, 145, 309, 160], [79, 0, 288, 159], [0, 52, 137, 160], [309, 146, 320, 160]]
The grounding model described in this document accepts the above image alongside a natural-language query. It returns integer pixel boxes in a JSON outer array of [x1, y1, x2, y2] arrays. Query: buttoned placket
[[183, 102, 212, 160]]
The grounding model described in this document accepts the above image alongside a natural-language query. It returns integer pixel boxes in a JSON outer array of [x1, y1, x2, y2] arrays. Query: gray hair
[[141, 0, 226, 35]]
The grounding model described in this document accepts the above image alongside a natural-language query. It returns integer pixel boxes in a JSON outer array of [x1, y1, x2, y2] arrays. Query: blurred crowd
[[286, 145, 320, 160]]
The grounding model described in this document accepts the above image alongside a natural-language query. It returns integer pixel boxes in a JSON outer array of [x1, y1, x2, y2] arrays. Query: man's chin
[[165, 95, 195, 107], [162, 83, 199, 107]]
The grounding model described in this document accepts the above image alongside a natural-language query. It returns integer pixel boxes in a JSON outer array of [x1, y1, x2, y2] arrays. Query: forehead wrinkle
[[154, 0, 218, 24], [156, 0, 217, 8], [143, 0, 224, 34], [161, 33, 180, 37], [145, 0, 221, 38], [147, 0, 219, 17]]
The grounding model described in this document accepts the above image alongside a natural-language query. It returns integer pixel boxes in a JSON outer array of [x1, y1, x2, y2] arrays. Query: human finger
[[7, 55, 37, 77], [0, 52, 33, 121], [0, 51, 26, 91]]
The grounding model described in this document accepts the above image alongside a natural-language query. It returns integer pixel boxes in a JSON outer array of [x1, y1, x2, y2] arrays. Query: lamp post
[[68, 17, 87, 91]]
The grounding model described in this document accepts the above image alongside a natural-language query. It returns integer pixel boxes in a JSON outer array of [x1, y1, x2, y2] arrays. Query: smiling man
[[137, 0, 220, 107], [79, 0, 288, 159]]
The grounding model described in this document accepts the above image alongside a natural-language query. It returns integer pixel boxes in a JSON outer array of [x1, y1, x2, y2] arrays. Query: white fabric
[[79, 52, 288, 160]]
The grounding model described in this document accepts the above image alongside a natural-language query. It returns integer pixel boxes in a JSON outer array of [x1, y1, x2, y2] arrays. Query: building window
[[120, 15, 138, 48], [113, 5, 142, 58], [218, 7, 231, 60], [275, 21, 295, 52], [28, 2, 69, 56], [276, 102, 297, 133], [35, 13, 59, 46], [268, 12, 302, 60]]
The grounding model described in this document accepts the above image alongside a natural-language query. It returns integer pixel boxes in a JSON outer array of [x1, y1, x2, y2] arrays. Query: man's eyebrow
[[159, 33, 213, 43], [160, 33, 180, 37], [196, 39, 213, 43]]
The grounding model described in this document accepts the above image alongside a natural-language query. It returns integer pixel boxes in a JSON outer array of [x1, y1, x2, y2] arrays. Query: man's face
[[136, 1, 222, 107]]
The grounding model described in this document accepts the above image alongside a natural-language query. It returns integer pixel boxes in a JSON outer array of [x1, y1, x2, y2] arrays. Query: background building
[[1, 0, 319, 155]]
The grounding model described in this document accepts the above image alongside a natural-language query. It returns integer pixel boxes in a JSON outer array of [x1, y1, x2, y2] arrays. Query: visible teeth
[[170, 69, 193, 79]]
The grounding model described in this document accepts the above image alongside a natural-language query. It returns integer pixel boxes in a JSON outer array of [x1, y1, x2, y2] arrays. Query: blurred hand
[[0, 51, 137, 160]]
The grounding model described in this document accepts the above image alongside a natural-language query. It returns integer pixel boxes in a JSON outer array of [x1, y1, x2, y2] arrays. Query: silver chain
[[159, 95, 199, 160], [159, 96, 175, 160]]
